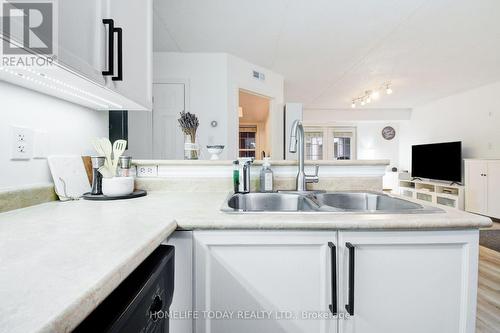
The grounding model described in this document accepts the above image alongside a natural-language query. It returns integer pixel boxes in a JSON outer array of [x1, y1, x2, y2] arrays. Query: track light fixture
[[351, 82, 393, 108]]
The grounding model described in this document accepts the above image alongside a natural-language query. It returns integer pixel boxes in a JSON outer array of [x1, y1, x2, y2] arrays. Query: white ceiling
[[153, 0, 500, 109]]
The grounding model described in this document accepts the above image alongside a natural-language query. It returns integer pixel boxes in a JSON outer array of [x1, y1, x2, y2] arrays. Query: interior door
[[465, 160, 487, 215], [58, 0, 105, 84], [152, 83, 186, 159], [338, 230, 478, 333], [194, 231, 338, 333], [486, 161, 500, 218]]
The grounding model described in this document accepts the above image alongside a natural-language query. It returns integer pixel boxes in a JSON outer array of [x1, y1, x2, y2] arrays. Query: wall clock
[[382, 126, 396, 140]]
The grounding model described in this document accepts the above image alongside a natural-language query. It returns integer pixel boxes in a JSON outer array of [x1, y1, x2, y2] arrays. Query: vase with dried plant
[[178, 111, 200, 160]]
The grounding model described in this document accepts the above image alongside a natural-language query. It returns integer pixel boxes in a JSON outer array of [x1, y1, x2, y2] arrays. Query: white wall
[[0, 81, 108, 189], [304, 109, 404, 167], [153, 52, 229, 158], [356, 122, 400, 165], [304, 109, 403, 189], [399, 81, 500, 171], [150, 52, 285, 160]]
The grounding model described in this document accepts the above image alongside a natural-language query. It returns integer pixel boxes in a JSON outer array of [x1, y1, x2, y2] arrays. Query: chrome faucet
[[241, 159, 253, 193], [289, 120, 319, 191]]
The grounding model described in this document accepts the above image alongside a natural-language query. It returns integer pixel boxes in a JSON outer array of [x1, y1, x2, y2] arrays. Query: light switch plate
[[11, 126, 34, 160]]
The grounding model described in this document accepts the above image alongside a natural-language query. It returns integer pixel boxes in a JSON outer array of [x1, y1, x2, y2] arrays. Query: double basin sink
[[221, 191, 442, 214]]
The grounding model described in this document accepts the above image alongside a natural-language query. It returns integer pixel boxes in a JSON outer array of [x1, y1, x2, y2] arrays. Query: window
[[304, 126, 356, 160], [239, 126, 257, 158], [304, 131, 324, 160], [332, 130, 355, 160]]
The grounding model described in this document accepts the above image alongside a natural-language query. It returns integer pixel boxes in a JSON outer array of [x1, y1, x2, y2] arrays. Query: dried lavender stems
[[178, 111, 199, 143]]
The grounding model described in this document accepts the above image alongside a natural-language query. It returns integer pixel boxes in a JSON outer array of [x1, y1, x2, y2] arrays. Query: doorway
[[238, 90, 271, 160]]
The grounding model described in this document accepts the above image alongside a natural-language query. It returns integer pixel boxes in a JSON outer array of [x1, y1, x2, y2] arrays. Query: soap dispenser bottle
[[259, 157, 274, 192]]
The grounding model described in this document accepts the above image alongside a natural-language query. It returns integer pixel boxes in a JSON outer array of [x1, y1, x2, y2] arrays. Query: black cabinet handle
[[112, 27, 123, 81], [102, 19, 115, 76], [328, 242, 337, 315], [345, 242, 355, 316]]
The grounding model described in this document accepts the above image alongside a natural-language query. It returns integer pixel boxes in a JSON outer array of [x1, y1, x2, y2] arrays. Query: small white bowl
[[207, 145, 225, 160], [102, 177, 134, 197]]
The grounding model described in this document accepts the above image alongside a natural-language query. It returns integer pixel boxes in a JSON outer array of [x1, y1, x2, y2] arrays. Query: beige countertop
[[133, 159, 391, 166], [0, 191, 492, 333]]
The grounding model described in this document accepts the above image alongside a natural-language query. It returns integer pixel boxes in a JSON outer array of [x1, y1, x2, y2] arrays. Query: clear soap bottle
[[259, 157, 274, 192]]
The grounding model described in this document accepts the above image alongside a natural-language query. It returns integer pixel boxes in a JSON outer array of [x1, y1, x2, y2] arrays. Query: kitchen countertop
[[0, 191, 492, 333], [133, 159, 391, 166]]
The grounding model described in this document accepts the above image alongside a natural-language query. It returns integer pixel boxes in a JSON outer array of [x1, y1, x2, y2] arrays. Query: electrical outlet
[[11, 126, 33, 160], [137, 165, 158, 177]]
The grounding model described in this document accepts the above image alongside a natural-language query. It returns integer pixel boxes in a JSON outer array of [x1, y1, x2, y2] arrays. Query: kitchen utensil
[[100, 138, 113, 170], [90, 156, 105, 195], [118, 156, 132, 177], [48, 155, 91, 200], [81, 156, 93, 185], [91, 138, 105, 157], [112, 140, 127, 172]]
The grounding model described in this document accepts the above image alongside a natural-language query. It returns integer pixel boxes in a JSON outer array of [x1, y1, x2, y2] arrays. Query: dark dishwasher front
[[75, 245, 175, 333]]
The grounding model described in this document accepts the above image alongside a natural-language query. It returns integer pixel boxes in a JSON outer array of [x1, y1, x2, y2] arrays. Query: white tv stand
[[398, 178, 465, 210]]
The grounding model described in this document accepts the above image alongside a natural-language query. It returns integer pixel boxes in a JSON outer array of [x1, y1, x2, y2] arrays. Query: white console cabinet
[[398, 178, 464, 210], [465, 159, 500, 218]]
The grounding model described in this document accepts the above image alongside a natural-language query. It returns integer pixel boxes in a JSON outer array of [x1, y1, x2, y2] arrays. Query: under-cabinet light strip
[[21, 67, 123, 108], [0, 66, 123, 109]]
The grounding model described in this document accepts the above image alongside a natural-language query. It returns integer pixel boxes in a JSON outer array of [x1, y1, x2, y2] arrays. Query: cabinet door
[[105, 0, 153, 110], [465, 160, 487, 215], [486, 161, 500, 218], [194, 231, 338, 333], [163, 231, 193, 333], [338, 230, 479, 333], [58, 0, 105, 85]]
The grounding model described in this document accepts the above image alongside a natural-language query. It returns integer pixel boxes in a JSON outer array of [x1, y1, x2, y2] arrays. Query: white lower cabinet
[[177, 229, 479, 333], [164, 231, 193, 333], [193, 231, 338, 333], [338, 230, 478, 333]]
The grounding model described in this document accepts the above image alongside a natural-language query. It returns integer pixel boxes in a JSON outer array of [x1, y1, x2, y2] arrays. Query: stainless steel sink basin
[[313, 192, 425, 212], [221, 191, 442, 214], [224, 192, 318, 212]]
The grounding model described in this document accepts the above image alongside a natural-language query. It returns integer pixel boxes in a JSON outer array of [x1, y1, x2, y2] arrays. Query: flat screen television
[[411, 141, 462, 183]]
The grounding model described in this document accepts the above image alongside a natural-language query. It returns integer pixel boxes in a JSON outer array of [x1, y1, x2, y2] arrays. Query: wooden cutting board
[[48, 155, 91, 201]]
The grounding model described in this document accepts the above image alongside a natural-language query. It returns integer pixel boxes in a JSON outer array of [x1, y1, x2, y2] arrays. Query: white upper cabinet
[[58, 0, 106, 85], [102, 0, 153, 110], [59, 0, 153, 109], [0, 0, 152, 111]]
